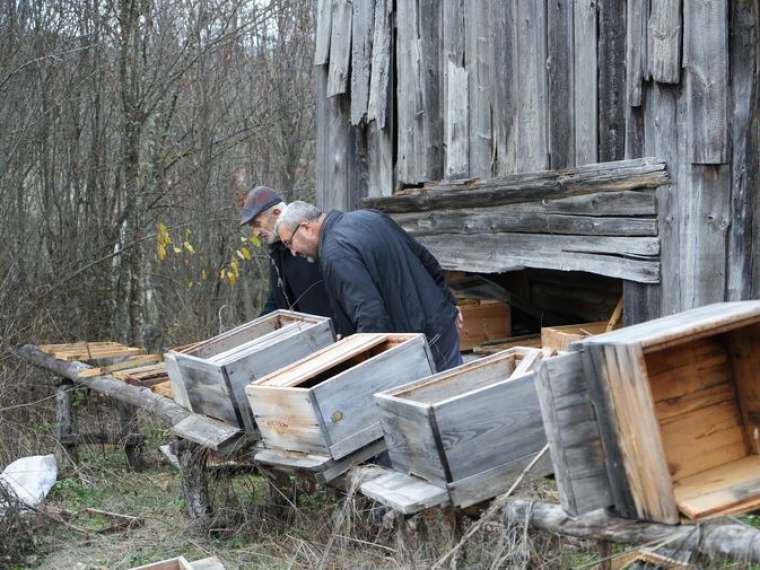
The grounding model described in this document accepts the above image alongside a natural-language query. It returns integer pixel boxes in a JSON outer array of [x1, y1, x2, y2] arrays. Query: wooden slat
[[547, 0, 574, 169], [327, 0, 352, 97], [489, 0, 515, 175], [597, 0, 626, 163], [78, 354, 163, 378], [314, 0, 332, 66], [464, 0, 491, 178], [648, 0, 682, 84], [57, 347, 144, 361], [541, 322, 609, 352], [349, 0, 373, 125], [626, 0, 646, 107], [573, 0, 597, 166], [726, 323, 760, 454], [444, 61, 469, 179], [684, 0, 728, 164], [367, 0, 391, 128], [359, 468, 450, 514]]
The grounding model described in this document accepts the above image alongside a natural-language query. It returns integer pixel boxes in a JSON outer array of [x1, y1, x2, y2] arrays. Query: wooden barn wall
[[314, 1, 760, 321]]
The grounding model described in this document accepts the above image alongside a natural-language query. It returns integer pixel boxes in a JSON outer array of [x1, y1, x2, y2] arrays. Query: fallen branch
[[504, 499, 760, 564], [12, 344, 244, 454]]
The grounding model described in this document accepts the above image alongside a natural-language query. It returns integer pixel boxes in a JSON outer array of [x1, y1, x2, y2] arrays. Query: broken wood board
[[458, 299, 511, 351], [40, 342, 144, 361], [376, 347, 551, 508], [541, 321, 608, 352], [248, 333, 435, 461], [359, 467, 450, 514], [254, 438, 385, 484], [168, 310, 335, 433], [78, 354, 163, 378]]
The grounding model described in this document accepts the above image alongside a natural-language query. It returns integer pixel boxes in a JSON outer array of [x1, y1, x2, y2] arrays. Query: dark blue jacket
[[318, 209, 458, 342], [261, 241, 333, 319]]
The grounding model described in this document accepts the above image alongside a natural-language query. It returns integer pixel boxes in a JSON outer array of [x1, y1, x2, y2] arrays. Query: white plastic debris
[[0, 454, 58, 514]]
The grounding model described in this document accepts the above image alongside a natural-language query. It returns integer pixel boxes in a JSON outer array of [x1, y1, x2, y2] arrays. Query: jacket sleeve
[[260, 256, 288, 315], [322, 244, 393, 333]]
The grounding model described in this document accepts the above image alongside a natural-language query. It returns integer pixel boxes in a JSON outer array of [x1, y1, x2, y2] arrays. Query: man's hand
[[456, 307, 464, 332]]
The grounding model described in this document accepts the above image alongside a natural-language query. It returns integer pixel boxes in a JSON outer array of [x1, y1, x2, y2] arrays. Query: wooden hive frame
[[247, 333, 435, 464], [537, 301, 760, 524], [166, 310, 335, 432], [371, 347, 551, 509]]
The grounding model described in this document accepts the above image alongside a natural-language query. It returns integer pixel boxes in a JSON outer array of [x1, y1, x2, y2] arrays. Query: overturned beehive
[[166, 310, 334, 432], [369, 347, 551, 510], [247, 333, 435, 475], [536, 301, 760, 524]]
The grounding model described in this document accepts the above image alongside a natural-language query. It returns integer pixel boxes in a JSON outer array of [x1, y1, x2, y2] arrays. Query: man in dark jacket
[[239, 187, 333, 319], [275, 201, 463, 372]]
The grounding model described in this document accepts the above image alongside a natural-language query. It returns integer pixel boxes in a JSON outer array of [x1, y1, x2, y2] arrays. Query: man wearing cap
[[275, 201, 463, 372], [239, 186, 333, 319]]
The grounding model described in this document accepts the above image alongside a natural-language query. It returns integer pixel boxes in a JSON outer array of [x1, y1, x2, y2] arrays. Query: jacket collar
[[319, 209, 343, 256]]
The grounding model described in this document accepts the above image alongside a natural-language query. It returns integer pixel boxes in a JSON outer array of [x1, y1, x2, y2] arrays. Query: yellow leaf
[[201, 270, 207, 280], [236, 250, 245, 260], [250, 235, 262, 248], [240, 246, 251, 260], [173, 246, 182, 254], [183, 241, 195, 254]]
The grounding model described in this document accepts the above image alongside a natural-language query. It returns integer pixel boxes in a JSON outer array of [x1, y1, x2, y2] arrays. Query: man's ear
[[271, 207, 281, 217]]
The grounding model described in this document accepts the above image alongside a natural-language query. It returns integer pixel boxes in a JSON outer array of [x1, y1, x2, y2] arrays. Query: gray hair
[[275, 201, 322, 234]]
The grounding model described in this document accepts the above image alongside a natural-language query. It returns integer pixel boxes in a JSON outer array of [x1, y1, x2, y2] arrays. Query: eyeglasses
[[282, 223, 302, 248]]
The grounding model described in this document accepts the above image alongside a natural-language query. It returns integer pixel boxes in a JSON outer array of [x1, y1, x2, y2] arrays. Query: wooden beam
[[13, 345, 244, 455], [503, 499, 760, 564], [362, 158, 669, 213]]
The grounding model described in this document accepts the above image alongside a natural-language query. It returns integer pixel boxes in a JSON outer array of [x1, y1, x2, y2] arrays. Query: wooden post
[[55, 378, 79, 464], [173, 438, 212, 526], [116, 401, 144, 471]]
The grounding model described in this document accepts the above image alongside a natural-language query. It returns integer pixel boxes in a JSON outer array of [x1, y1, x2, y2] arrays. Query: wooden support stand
[[172, 438, 212, 527], [56, 378, 79, 464], [117, 401, 144, 471]]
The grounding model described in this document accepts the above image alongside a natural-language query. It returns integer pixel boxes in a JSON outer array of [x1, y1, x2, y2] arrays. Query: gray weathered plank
[[363, 157, 669, 213], [534, 352, 613, 516], [648, 0, 682, 84], [367, 0, 392, 128], [350, 0, 375, 125], [175, 354, 240, 426], [172, 415, 243, 454], [489, 0, 516, 175], [547, 0, 574, 169], [314, 0, 332, 66], [597, 0, 627, 162], [684, 0, 728, 164], [327, 0, 353, 97], [394, 207, 657, 237], [573, 0, 598, 166], [417, 232, 660, 283], [626, 0, 646, 107], [360, 469, 450, 514], [367, 119, 394, 197], [464, 0, 492, 177], [442, 0, 465, 176], [515, 0, 549, 172], [445, 61, 469, 179]]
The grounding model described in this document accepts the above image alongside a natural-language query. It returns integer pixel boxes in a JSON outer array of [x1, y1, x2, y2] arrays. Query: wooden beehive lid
[[252, 333, 420, 388], [577, 301, 760, 351]]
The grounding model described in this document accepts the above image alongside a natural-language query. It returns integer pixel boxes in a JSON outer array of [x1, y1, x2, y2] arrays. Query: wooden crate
[[540, 321, 608, 352], [247, 333, 435, 462], [129, 556, 224, 570], [167, 310, 334, 432], [458, 299, 511, 351], [374, 347, 552, 508], [535, 301, 760, 524]]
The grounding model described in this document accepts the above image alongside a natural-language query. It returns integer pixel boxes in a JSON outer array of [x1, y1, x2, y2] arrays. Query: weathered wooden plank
[[648, 0, 681, 84], [626, 0, 646, 107], [315, 65, 331, 210], [327, 0, 352, 97], [514, 0, 549, 172], [366, 119, 393, 197], [489, 0, 516, 175], [573, 0, 597, 166], [175, 355, 240, 427], [314, 0, 332, 66], [359, 468, 450, 514], [172, 415, 243, 454], [396, 0, 424, 185], [727, 0, 758, 301], [597, 0, 627, 162], [445, 61, 469, 179], [534, 353, 613, 516], [464, 0, 492, 177], [366, 0, 392, 128], [442, 0, 465, 176], [547, 0, 574, 169], [363, 157, 669, 213], [684, 0, 728, 164], [417, 233, 660, 283], [394, 207, 657, 237], [350, 0, 375, 125]]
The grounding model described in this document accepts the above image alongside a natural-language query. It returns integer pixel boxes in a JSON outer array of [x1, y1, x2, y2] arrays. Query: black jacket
[[318, 209, 458, 341], [261, 241, 333, 319]]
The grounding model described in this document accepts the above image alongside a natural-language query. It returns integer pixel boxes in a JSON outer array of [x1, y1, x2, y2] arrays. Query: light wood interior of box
[[644, 322, 760, 519], [189, 317, 282, 358], [391, 354, 518, 404]]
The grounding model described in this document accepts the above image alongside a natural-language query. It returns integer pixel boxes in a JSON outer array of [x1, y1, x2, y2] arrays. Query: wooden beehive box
[[373, 347, 552, 509], [535, 301, 760, 524], [247, 333, 435, 462], [166, 310, 334, 432], [458, 299, 511, 351], [540, 321, 609, 352]]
